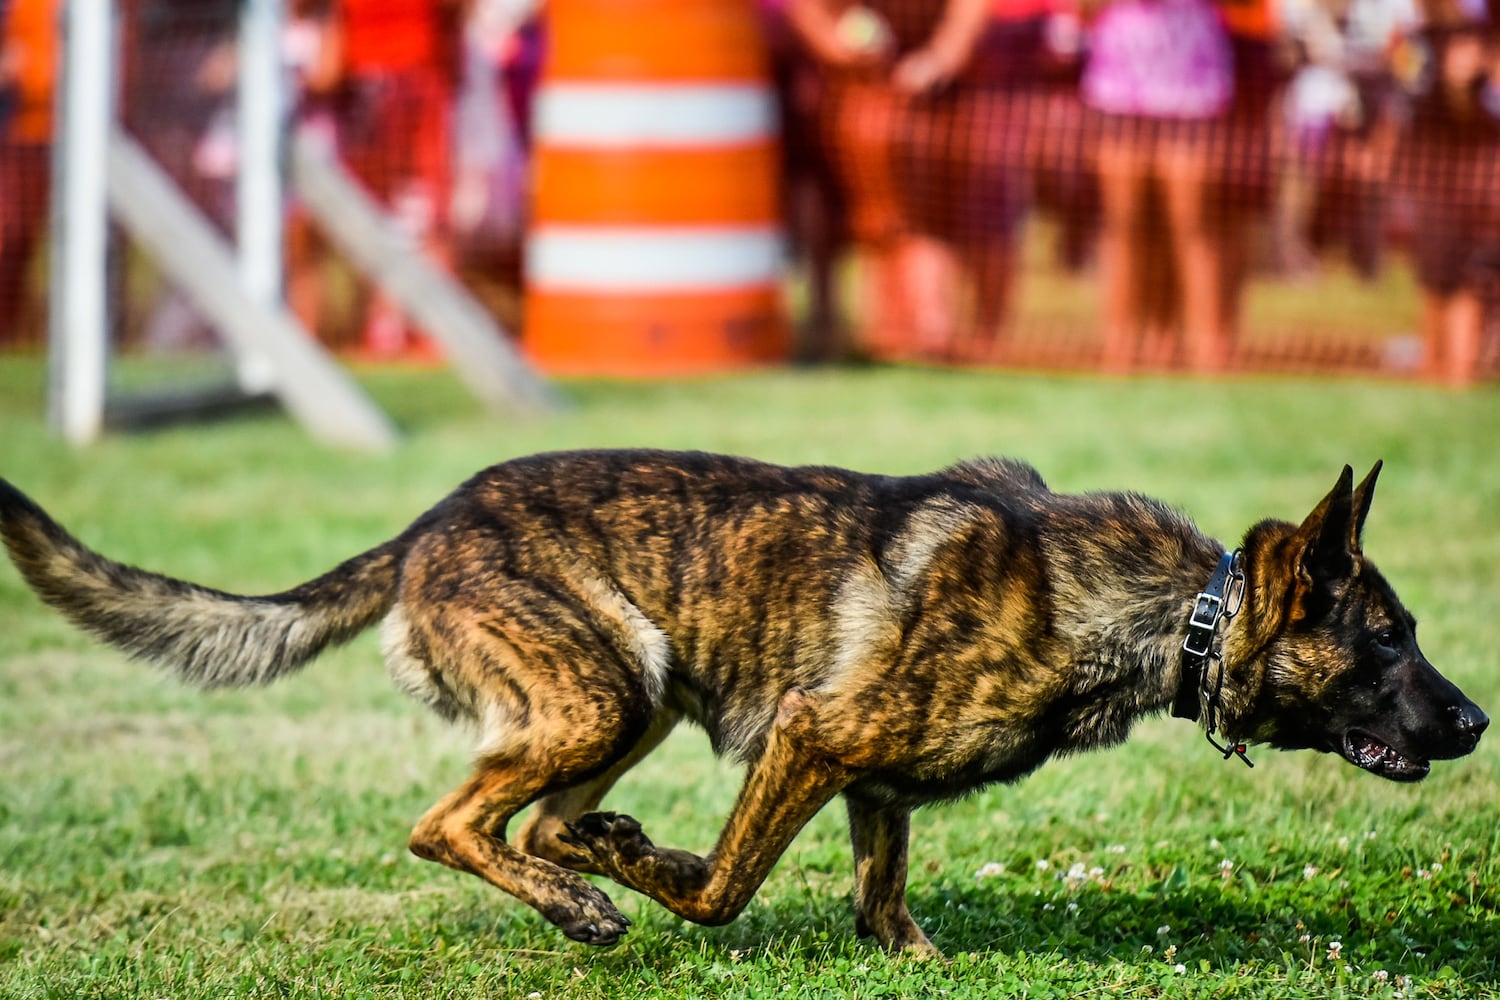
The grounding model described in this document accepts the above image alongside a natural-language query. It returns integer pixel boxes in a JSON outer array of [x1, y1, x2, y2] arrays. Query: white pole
[[235, 0, 285, 393], [47, 0, 113, 445]]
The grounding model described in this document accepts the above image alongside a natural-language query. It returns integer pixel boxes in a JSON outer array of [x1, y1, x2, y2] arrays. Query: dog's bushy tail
[[0, 479, 406, 688]]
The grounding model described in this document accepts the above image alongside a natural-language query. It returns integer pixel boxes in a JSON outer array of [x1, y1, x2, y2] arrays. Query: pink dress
[[1081, 0, 1233, 119]]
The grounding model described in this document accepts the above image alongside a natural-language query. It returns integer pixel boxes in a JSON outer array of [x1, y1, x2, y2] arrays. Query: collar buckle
[[1177, 549, 1253, 768], [1183, 592, 1223, 658]]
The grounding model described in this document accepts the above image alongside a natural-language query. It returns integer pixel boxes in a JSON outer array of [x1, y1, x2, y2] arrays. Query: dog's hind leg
[[402, 595, 663, 946], [409, 757, 633, 945], [516, 709, 680, 870], [558, 686, 855, 928], [845, 796, 939, 956]]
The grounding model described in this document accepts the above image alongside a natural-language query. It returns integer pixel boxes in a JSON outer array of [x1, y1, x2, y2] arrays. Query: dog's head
[[1227, 463, 1487, 781]]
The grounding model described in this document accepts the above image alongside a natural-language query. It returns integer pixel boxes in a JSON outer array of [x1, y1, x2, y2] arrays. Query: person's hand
[[827, 6, 895, 68], [893, 42, 961, 93]]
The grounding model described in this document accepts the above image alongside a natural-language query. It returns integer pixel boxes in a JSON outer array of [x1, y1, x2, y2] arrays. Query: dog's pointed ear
[[1290, 465, 1359, 598], [1349, 460, 1381, 554]]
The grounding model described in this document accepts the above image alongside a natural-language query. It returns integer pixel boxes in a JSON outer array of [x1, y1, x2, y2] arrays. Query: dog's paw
[[559, 811, 654, 867], [546, 881, 632, 947]]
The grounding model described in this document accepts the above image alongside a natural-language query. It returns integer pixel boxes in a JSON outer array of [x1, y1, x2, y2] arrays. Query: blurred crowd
[[1, 0, 1497, 383], [0, 0, 541, 359], [777, 0, 1500, 383]]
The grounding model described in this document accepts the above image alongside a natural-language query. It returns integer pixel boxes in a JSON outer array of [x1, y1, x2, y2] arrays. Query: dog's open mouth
[[1342, 730, 1430, 781]]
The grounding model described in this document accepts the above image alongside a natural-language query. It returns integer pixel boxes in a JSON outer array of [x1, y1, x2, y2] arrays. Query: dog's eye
[[1376, 630, 1397, 649]]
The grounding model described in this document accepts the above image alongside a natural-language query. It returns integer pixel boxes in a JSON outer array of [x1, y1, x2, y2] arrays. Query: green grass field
[[1, 356, 1498, 998]]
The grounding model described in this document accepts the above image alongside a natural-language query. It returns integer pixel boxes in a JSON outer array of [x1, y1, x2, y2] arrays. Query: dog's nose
[[1453, 703, 1489, 749]]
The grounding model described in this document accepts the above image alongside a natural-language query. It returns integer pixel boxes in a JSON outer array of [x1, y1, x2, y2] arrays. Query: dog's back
[[381, 450, 1055, 759]]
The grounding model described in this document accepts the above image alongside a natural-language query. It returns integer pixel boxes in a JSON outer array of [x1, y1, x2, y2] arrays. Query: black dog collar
[[1173, 549, 1253, 767]]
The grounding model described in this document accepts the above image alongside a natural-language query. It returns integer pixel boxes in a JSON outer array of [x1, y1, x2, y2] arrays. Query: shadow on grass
[[566, 879, 1500, 984], [914, 881, 1496, 973]]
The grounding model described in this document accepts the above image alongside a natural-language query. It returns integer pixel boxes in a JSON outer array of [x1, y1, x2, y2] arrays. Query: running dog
[[0, 452, 1486, 956]]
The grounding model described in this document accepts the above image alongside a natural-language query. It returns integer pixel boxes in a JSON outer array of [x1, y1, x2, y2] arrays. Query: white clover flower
[[1089, 866, 1105, 878], [1163, 945, 1178, 961], [1327, 940, 1343, 961], [1299, 934, 1311, 944], [1036, 859, 1051, 872], [1157, 925, 1171, 936], [1417, 868, 1432, 880], [976, 861, 1005, 879], [1372, 970, 1389, 984], [1066, 902, 1079, 914], [1303, 864, 1319, 879], [1432, 862, 1444, 873], [1174, 964, 1187, 974], [1107, 844, 1127, 854]]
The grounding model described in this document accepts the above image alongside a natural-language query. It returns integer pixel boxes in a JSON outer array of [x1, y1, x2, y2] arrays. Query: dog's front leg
[[845, 795, 941, 957], [560, 686, 853, 927]]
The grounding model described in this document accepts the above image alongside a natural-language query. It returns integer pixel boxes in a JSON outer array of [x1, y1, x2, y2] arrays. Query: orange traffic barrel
[[523, 0, 790, 375]]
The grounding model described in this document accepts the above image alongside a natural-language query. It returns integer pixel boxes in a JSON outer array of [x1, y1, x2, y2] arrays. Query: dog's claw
[[565, 811, 627, 840], [561, 919, 627, 947], [549, 884, 631, 947], [562, 811, 655, 868]]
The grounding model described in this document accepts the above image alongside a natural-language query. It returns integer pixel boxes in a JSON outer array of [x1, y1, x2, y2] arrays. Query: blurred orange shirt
[[1218, 0, 1278, 40], [992, 0, 1055, 20], [3, 0, 59, 142], [340, 0, 447, 72]]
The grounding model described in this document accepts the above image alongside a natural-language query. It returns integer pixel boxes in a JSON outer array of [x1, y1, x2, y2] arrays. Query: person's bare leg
[[1440, 290, 1483, 387], [966, 239, 1016, 361], [860, 243, 914, 359], [1422, 290, 1449, 382], [1138, 190, 1180, 369], [901, 234, 961, 359], [1097, 139, 1148, 373], [1160, 143, 1227, 373]]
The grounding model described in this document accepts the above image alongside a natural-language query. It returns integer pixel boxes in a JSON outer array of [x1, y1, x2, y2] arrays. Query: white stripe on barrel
[[528, 225, 786, 291], [535, 84, 777, 148]]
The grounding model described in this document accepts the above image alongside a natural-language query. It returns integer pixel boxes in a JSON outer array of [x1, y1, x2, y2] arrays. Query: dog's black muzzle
[[1338, 660, 1486, 782], [1442, 700, 1489, 758]]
